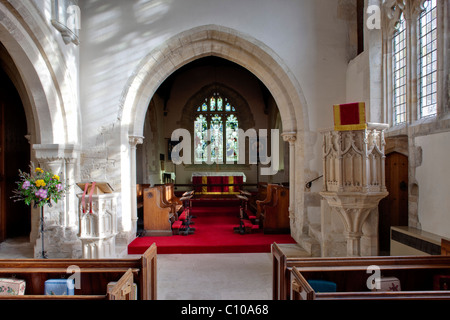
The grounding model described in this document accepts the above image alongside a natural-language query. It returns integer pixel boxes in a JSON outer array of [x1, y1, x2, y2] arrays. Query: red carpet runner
[[128, 203, 296, 255]]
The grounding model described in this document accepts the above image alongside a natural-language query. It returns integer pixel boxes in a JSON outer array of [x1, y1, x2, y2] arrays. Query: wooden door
[[0, 68, 30, 241], [378, 152, 409, 254]]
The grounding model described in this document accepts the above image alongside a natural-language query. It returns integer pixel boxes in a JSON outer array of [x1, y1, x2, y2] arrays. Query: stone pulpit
[[77, 183, 119, 258], [320, 123, 389, 256]]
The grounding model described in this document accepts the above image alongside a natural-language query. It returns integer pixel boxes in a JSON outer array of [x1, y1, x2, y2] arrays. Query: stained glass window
[[210, 115, 223, 162], [226, 115, 239, 162], [210, 97, 216, 111], [194, 93, 239, 163], [393, 13, 407, 125], [418, 0, 437, 118], [194, 115, 208, 162]]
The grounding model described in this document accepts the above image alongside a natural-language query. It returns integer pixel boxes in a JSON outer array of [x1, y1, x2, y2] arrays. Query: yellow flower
[[53, 175, 60, 181], [35, 168, 44, 174], [35, 179, 46, 187]]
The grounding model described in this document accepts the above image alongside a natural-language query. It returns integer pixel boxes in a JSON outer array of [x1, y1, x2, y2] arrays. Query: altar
[[192, 172, 246, 194]]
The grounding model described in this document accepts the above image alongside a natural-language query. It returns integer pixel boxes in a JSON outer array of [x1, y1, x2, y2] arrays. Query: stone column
[[129, 135, 144, 234], [282, 132, 297, 223], [320, 124, 389, 256]]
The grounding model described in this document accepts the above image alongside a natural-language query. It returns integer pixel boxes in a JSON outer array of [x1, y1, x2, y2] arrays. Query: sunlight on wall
[[133, 0, 171, 25]]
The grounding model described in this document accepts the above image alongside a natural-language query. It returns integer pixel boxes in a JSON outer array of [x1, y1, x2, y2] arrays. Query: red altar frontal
[[192, 172, 246, 194]]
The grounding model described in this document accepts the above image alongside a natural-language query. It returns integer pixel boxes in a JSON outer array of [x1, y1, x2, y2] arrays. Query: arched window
[[417, 0, 437, 118], [386, 0, 441, 127], [194, 93, 239, 163], [393, 13, 407, 125]]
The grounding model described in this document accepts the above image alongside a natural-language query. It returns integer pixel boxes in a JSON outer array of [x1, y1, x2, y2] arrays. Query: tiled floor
[[0, 237, 274, 300]]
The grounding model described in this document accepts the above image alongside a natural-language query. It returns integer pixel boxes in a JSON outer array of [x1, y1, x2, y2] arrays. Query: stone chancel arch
[[120, 25, 310, 244], [121, 25, 307, 137]]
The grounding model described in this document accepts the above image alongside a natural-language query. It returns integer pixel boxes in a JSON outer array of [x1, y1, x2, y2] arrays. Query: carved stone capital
[[33, 144, 81, 162], [129, 135, 144, 148], [281, 132, 297, 145]]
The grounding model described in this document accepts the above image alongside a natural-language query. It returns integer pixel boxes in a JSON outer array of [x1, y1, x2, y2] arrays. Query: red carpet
[[128, 204, 296, 255]]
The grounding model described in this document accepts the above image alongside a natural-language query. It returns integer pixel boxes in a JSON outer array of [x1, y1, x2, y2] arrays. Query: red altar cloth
[[192, 175, 243, 194]]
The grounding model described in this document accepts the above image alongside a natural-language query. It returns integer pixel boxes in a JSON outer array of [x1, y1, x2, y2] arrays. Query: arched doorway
[[120, 25, 310, 242], [0, 60, 30, 242], [0, 1, 82, 257], [378, 151, 409, 254]]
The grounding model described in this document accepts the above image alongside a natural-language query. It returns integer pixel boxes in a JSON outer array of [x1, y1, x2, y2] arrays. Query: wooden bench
[[257, 184, 289, 234], [136, 184, 151, 210], [272, 242, 311, 300], [272, 242, 450, 300], [442, 239, 450, 256], [291, 266, 450, 300], [143, 186, 176, 236], [0, 243, 157, 300]]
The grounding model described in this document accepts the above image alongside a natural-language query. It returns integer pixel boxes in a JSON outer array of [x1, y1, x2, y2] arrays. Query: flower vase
[[34, 202, 49, 259]]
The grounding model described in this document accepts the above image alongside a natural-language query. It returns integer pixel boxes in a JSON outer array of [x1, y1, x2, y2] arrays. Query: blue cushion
[[307, 280, 337, 292]]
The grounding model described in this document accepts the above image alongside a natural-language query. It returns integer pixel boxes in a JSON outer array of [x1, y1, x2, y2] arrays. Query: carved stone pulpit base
[[321, 191, 388, 256]]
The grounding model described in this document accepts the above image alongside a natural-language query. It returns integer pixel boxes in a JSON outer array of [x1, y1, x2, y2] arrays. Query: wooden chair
[[234, 195, 259, 234]]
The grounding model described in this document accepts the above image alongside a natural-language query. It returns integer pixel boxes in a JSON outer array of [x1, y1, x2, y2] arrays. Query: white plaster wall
[[415, 131, 450, 239], [79, 0, 351, 181], [346, 51, 370, 104]]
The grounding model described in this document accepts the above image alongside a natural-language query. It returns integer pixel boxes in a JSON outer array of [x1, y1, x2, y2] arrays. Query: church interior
[[0, 0, 449, 301]]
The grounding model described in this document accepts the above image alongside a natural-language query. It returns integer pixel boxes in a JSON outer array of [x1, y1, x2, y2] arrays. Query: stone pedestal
[[77, 193, 119, 258], [320, 123, 389, 256], [32, 144, 81, 258]]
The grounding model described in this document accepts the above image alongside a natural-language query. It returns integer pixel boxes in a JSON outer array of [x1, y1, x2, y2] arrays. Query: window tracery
[[194, 93, 239, 163]]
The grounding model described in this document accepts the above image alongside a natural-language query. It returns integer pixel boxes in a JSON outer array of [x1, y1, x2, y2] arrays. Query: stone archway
[[120, 24, 310, 243], [0, 1, 81, 257]]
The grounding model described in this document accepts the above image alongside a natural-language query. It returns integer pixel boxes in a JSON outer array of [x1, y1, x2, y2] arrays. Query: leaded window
[[417, 0, 437, 118], [194, 93, 239, 163], [393, 13, 407, 125]]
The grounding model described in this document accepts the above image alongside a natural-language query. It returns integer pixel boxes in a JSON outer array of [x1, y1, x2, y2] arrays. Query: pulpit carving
[[320, 123, 389, 256], [77, 193, 119, 258]]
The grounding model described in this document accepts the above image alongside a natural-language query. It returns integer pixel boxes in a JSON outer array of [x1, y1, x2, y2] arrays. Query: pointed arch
[[119, 25, 310, 240], [120, 25, 309, 138]]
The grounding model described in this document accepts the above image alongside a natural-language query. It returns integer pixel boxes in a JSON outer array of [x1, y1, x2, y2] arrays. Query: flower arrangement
[[12, 164, 69, 208]]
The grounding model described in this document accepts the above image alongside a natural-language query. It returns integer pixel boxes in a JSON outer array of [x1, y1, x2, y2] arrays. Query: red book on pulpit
[[333, 102, 367, 131]]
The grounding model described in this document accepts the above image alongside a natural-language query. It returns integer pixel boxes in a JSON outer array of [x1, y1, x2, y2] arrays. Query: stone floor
[[155, 252, 273, 300], [0, 237, 275, 300]]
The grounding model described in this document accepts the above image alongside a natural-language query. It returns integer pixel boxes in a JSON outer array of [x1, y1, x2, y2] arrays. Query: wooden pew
[[291, 267, 450, 300], [256, 183, 274, 220], [136, 184, 151, 210], [272, 243, 450, 300], [257, 184, 290, 234], [108, 268, 136, 300], [248, 182, 267, 214], [442, 239, 450, 256], [162, 183, 183, 215], [0, 243, 157, 300], [272, 242, 311, 300], [143, 186, 176, 236]]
